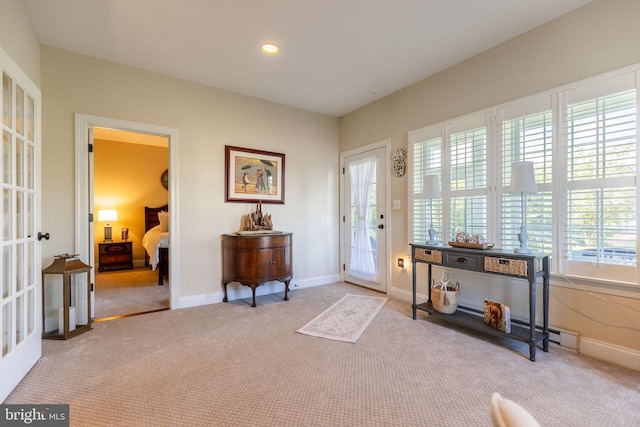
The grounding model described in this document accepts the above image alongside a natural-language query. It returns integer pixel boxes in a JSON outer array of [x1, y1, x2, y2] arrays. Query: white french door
[[0, 47, 41, 402], [341, 142, 389, 292]]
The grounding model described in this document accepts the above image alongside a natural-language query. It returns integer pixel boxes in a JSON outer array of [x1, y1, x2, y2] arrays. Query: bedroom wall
[[339, 0, 640, 368], [93, 139, 169, 262], [39, 45, 340, 305]]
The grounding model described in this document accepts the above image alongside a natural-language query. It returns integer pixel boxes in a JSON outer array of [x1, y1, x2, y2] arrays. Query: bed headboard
[[145, 205, 168, 232]]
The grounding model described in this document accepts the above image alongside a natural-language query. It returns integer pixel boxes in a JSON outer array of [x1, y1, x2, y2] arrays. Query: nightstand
[[98, 241, 133, 272]]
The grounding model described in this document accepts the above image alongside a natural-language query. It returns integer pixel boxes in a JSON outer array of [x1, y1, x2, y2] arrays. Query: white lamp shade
[[97, 209, 118, 222], [509, 162, 538, 193], [423, 175, 441, 199]]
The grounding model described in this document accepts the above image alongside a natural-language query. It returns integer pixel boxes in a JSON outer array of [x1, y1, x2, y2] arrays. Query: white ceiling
[[21, 0, 592, 117]]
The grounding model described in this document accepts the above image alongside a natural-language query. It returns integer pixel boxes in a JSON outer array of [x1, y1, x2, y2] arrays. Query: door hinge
[[342, 167, 345, 174], [89, 213, 93, 222], [91, 283, 94, 292], [88, 143, 93, 153], [343, 264, 345, 271], [342, 215, 345, 222]]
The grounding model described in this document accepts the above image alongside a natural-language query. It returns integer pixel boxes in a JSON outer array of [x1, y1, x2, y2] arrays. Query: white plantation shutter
[[409, 131, 442, 243], [499, 99, 553, 254], [565, 86, 637, 280], [449, 121, 487, 238], [408, 66, 640, 287]]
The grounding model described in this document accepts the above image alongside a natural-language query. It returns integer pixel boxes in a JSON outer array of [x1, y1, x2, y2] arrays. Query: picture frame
[[225, 145, 285, 204]]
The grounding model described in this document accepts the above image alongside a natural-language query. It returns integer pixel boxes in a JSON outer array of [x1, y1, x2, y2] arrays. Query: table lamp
[[97, 209, 118, 242], [509, 162, 538, 254]]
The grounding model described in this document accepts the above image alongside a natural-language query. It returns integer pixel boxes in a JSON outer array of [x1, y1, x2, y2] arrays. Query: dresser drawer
[[443, 251, 484, 272]]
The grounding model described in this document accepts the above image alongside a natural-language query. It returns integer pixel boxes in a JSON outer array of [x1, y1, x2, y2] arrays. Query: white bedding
[[142, 225, 169, 270]]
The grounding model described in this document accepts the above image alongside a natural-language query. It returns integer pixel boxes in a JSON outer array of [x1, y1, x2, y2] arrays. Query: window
[[499, 102, 553, 255], [410, 132, 442, 244], [409, 68, 639, 286], [564, 87, 637, 282], [449, 122, 487, 238]]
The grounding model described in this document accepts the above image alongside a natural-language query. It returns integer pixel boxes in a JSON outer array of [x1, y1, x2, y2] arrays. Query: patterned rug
[[296, 293, 388, 343]]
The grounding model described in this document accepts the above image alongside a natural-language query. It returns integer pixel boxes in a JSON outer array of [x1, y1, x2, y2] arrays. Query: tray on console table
[[410, 243, 550, 361]]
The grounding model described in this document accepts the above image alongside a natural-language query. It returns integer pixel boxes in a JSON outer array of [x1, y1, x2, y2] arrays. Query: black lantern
[[42, 254, 92, 339]]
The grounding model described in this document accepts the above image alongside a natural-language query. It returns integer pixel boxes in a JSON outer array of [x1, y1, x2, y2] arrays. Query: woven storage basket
[[484, 257, 527, 277], [431, 273, 459, 314], [414, 248, 442, 264]]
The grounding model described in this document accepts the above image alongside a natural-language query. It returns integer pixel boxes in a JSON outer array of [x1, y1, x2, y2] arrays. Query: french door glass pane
[[2, 246, 9, 299], [27, 288, 34, 335], [16, 85, 23, 136], [2, 302, 10, 356], [16, 192, 24, 239], [3, 131, 10, 184], [2, 72, 11, 128], [3, 189, 11, 240], [16, 138, 23, 187], [16, 243, 24, 292], [27, 96, 34, 142], [27, 143, 34, 189], [16, 294, 24, 345]]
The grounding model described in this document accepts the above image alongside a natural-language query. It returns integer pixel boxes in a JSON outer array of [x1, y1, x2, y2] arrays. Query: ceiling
[[21, 0, 593, 117]]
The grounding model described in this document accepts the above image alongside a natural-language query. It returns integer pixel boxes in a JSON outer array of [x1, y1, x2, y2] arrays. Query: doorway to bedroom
[[74, 114, 179, 321], [92, 128, 169, 320]]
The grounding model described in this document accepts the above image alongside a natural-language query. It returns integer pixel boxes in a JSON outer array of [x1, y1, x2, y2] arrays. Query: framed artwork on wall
[[225, 145, 285, 204]]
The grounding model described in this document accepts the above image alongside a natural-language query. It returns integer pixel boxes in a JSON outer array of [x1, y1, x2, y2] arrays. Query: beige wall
[[340, 0, 640, 362], [40, 45, 340, 301], [93, 139, 169, 262], [0, 0, 40, 86]]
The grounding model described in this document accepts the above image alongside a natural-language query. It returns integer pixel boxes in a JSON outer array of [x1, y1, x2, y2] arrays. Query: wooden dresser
[[222, 232, 293, 307]]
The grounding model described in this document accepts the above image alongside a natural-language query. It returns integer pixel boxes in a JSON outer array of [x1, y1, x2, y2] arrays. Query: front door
[[0, 48, 42, 401], [341, 142, 388, 292]]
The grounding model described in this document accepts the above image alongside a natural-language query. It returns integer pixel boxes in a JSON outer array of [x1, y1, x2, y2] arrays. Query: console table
[[411, 243, 550, 361], [222, 232, 293, 307]]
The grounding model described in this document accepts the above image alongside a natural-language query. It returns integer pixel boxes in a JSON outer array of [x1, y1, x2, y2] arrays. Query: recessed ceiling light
[[261, 43, 279, 55]]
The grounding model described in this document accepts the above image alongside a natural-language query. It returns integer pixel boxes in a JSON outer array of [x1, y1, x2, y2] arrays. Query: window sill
[[550, 273, 640, 300]]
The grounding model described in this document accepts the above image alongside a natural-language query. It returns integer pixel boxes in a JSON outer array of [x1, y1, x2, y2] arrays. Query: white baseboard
[[580, 338, 640, 371], [177, 274, 341, 309]]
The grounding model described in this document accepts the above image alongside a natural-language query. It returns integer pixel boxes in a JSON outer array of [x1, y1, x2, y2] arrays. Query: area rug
[[296, 293, 388, 343]]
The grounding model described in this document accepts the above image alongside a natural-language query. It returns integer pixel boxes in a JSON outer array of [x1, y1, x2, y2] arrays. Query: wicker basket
[[431, 273, 459, 314], [414, 248, 442, 264], [484, 257, 527, 277]]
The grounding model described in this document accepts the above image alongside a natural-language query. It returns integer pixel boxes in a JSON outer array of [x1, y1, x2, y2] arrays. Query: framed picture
[[225, 145, 285, 204]]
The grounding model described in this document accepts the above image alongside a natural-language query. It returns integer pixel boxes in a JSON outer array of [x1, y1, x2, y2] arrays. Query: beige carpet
[[5, 282, 640, 426], [94, 267, 169, 320]]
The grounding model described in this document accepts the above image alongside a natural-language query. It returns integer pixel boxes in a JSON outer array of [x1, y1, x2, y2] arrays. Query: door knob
[[37, 232, 50, 241], [378, 224, 384, 229]]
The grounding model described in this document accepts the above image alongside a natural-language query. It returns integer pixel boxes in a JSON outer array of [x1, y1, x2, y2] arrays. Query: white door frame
[[74, 114, 179, 311], [339, 139, 391, 293]]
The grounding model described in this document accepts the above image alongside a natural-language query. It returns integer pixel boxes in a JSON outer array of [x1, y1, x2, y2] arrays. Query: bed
[[142, 205, 169, 285]]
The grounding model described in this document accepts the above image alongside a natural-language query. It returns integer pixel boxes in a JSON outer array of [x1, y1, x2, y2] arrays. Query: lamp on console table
[[423, 175, 441, 245], [97, 209, 118, 243], [509, 161, 538, 254]]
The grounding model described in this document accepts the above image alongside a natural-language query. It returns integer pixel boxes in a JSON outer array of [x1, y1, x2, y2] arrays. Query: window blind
[[449, 125, 486, 237], [566, 89, 637, 267], [499, 109, 553, 254], [411, 136, 442, 243]]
